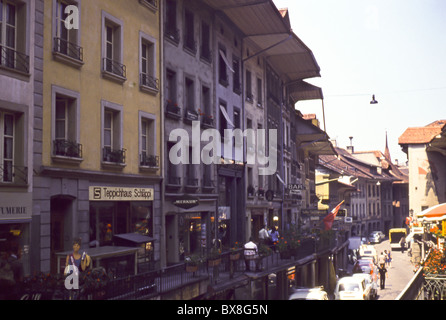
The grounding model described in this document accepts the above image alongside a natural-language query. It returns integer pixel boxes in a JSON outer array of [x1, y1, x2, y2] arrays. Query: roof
[[398, 120, 446, 145]]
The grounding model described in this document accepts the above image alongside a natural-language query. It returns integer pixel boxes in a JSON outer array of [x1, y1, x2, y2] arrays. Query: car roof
[[338, 276, 363, 284]]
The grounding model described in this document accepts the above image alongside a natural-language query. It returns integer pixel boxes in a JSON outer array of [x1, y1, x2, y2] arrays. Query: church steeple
[[384, 131, 391, 161]]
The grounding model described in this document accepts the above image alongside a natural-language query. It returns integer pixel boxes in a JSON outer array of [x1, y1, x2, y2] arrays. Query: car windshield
[[339, 283, 360, 292]]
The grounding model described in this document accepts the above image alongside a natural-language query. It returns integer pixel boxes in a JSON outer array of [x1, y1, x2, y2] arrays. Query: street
[[372, 240, 415, 300]]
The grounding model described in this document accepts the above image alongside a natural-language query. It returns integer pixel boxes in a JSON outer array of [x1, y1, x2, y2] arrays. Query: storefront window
[[0, 223, 30, 278], [89, 202, 153, 247], [178, 213, 205, 259]]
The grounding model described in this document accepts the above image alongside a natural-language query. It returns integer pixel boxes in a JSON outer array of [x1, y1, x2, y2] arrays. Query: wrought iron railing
[[140, 73, 159, 91], [103, 147, 126, 164], [53, 140, 82, 158], [140, 153, 159, 167], [53, 37, 83, 62], [0, 164, 28, 185], [0, 46, 29, 73], [102, 58, 126, 78]]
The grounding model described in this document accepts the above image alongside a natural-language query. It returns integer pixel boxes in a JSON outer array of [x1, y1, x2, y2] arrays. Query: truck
[[389, 228, 407, 250]]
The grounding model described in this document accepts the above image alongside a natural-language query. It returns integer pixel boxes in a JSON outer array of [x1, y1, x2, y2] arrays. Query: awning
[[202, 0, 321, 82], [113, 233, 155, 244], [288, 80, 324, 103], [417, 203, 446, 222], [296, 116, 336, 156]]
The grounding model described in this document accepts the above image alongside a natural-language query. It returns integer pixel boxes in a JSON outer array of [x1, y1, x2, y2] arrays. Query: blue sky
[[273, 0, 446, 164]]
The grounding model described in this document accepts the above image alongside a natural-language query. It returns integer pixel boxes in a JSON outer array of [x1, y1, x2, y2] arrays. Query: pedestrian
[[399, 236, 406, 253], [377, 264, 388, 289], [385, 250, 392, 268], [378, 252, 386, 266], [269, 226, 280, 251], [244, 237, 259, 271], [258, 225, 270, 244]]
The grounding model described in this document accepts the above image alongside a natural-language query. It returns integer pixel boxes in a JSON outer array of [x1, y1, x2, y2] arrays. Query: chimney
[[347, 136, 354, 153]]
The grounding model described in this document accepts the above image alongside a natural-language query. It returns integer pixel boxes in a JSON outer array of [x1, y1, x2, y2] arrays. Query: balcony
[[0, 46, 29, 75], [53, 37, 84, 68], [102, 58, 127, 83], [0, 164, 28, 186], [102, 147, 126, 169], [165, 100, 181, 120], [140, 73, 159, 95], [202, 178, 215, 193], [140, 153, 159, 172], [52, 140, 83, 165], [184, 108, 199, 124], [139, 0, 158, 12]]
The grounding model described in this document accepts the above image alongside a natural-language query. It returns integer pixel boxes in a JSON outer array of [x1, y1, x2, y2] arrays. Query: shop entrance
[[50, 196, 73, 274]]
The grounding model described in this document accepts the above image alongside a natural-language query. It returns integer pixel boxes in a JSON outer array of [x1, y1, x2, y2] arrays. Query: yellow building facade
[[34, 0, 162, 273]]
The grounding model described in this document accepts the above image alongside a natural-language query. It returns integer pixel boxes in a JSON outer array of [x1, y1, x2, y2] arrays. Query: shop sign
[[173, 195, 199, 209], [412, 226, 424, 234], [89, 186, 154, 201], [0, 193, 32, 221], [287, 184, 304, 194]]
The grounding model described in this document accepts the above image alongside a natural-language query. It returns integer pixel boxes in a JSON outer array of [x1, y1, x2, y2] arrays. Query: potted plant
[[258, 243, 272, 257], [247, 185, 255, 197], [230, 241, 242, 260], [207, 246, 222, 267], [276, 237, 291, 259], [185, 254, 203, 272]]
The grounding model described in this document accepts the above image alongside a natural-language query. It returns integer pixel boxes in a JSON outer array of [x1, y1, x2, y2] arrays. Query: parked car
[[334, 277, 371, 300], [352, 259, 377, 277], [359, 244, 378, 263], [289, 286, 329, 300], [352, 273, 378, 300], [368, 231, 385, 243]]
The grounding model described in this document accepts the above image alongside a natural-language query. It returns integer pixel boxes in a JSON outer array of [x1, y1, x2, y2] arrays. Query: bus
[[389, 228, 407, 250]]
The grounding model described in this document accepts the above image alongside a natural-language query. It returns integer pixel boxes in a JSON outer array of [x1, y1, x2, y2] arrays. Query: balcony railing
[[140, 73, 159, 92], [165, 101, 181, 120], [0, 164, 28, 185], [102, 58, 126, 79], [53, 37, 83, 62], [0, 46, 29, 74], [53, 140, 83, 158], [140, 153, 159, 168], [103, 147, 126, 164]]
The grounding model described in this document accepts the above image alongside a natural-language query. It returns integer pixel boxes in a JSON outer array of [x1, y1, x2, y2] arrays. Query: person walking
[[378, 264, 388, 289], [399, 236, 406, 253], [258, 225, 270, 244], [244, 237, 259, 271], [385, 250, 392, 268]]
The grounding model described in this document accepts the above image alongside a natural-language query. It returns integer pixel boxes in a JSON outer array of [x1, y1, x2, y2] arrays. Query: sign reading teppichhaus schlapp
[[89, 186, 154, 201]]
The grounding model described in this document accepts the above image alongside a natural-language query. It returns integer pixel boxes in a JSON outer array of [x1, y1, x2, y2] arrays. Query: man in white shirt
[[244, 237, 258, 271], [258, 225, 270, 244]]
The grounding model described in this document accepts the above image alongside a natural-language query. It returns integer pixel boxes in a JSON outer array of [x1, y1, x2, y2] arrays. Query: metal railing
[[103, 147, 126, 164], [102, 58, 126, 78], [0, 164, 28, 185], [53, 140, 82, 158], [0, 46, 29, 73], [140, 73, 159, 91], [53, 37, 83, 62]]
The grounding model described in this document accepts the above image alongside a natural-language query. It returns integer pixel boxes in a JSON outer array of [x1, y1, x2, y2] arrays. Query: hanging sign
[[89, 186, 154, 201], [173, 195, 199, 209]]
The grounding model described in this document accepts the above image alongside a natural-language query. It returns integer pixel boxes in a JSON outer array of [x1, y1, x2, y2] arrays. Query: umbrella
[[417, 203, 446, 222]]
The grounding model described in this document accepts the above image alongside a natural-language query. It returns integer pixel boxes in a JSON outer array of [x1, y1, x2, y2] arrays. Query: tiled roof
[[399, 120, 446, 145]]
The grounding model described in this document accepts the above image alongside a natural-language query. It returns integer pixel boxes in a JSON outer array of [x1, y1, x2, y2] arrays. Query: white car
[[352, 273, 378, 300], [289, 287, 329, 300], [334, 277, 371, 300], [368, 231, 385, 243], [359, 245, 378, 264]]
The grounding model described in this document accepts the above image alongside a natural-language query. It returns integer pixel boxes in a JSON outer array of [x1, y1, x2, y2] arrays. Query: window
[[245, 69, 252, 102], [257, 78, 263, 107], [233, 57, 240, 94], [200, 21, 211, 63], [139, 112, 158, 168], [51, 86, 81, 160], [101, 12, 125, 81], [0, 0, 29, 74], [218, 46, 228, 86], [139, 32, 158, 94], [183, 9, 195, 54], [53, 0, 83, 65], [101, 100, 124, 165], [0, 112, 13, 182], [164, 0, 178, 44]]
